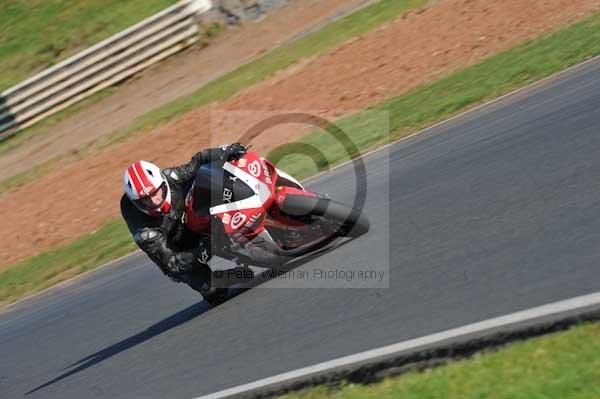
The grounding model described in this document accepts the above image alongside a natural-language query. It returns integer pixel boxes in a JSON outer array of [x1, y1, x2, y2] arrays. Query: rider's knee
[[133, 228, 160, 246]]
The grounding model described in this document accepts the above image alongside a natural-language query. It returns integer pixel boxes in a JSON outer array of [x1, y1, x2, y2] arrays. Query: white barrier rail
[[0, 0, 212, 140]]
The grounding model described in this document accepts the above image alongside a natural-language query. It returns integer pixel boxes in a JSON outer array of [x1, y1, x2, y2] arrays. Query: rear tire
[[281, 195, 370, 238]]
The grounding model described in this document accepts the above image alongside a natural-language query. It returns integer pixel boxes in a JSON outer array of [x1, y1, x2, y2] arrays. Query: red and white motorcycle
[[184, 151, 370, 269]]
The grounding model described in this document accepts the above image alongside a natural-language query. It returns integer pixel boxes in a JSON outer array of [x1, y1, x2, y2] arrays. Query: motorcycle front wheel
[[279, 194, 370, 239]]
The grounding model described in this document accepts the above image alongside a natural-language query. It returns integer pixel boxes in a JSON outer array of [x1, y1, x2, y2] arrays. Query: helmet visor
[[136, 182, 168, 212]]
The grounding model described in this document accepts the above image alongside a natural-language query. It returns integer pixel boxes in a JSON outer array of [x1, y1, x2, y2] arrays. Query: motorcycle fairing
[[185, 151, 337, 263], [210, 153, 275, 241]]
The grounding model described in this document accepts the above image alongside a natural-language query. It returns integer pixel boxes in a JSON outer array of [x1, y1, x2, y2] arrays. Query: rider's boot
[[199, 283, 228, 305]]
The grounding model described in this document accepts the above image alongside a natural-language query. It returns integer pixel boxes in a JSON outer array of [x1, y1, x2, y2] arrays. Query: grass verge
[[275, 11, 600, 180], [0, 0, 179, 92], [3, 11, 600, 305], [101, 0, 429, 145], [0, 221, 136, 307], [0, 0, 425, 186], [0, 87, 116, 159], [0, 161, 61, 194], [278, 321, 600, 399], [0, 22, 224, 158]]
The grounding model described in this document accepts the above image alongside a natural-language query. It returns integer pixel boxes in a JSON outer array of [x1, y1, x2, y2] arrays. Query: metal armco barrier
[[0, 0, 212, 141]]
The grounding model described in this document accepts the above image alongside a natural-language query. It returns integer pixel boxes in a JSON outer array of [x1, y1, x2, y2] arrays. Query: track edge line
[[195, 291, 600, 399]]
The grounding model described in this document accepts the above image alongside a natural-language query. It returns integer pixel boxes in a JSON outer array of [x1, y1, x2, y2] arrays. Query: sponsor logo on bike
[[230, 212, 247, 229], [248, 160, 262, 177], [247, 212, 262, 227], [223, 188, 233, 203], [261, 159, 272, 184], [232, 213, 262, 238]]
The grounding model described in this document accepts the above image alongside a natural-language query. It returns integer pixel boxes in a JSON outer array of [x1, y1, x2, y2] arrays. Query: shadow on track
[[226, 238, 353, 293], [27, 238, 355, 395], [26, 300, 214, 395]]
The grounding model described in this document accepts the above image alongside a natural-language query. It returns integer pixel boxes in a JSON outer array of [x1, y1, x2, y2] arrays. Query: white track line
[[195, 291, 600, 399]]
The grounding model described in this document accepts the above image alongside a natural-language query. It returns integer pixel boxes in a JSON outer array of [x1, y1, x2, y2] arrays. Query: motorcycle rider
[[120, 143, 247, 304]]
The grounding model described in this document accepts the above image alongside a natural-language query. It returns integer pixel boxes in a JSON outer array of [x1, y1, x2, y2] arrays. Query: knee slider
[[134, 228, 160, 246]]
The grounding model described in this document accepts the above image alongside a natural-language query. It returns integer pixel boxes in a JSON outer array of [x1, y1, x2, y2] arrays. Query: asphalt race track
[[3, 58, 600, 399]]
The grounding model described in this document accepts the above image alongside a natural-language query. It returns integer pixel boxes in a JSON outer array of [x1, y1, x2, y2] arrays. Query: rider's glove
[[166, 252, 196, 275], [166, 245, 211, 276], [222, 143, 247, 161]]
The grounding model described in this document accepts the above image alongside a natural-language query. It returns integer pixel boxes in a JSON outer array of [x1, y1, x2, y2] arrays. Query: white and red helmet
[[123, 161, 172, 216]]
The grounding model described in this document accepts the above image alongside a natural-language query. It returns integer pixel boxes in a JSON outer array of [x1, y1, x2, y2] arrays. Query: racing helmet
[[123, 161, 172, 216]]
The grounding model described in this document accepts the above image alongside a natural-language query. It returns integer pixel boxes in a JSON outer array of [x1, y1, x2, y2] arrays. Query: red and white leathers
[[121, 146, 245, 282]]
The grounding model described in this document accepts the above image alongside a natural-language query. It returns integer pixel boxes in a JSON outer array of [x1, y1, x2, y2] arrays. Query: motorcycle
[[184, 150, 370, 273]]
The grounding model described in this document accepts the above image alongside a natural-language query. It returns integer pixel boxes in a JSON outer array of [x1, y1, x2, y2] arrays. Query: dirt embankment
[[3, 0, 600, 268], [0, 0, 371, 180]]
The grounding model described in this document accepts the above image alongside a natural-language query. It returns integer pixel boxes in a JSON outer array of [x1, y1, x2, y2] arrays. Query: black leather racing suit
[[120, 146, 233, 294]]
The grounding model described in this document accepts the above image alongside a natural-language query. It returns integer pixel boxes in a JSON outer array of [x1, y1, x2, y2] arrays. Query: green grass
[[0, 0, 179, 93], [274, 11, 600, 180], [0, 0, 427, 186], [0, 20, 223, 159], [0, 160, 60, 194], [279, 322, 600, 399], [105, 0, 428, 143], [3, 10, 600, 306], [0, 88, 115, 193], [0, 86, 116, 159], [0, 0, 422, 177], [0, 220, 137, 306]]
